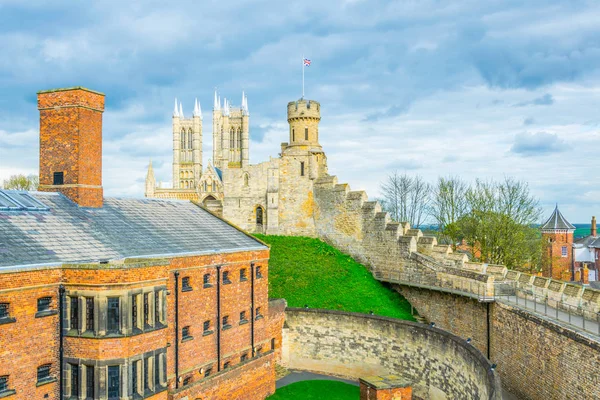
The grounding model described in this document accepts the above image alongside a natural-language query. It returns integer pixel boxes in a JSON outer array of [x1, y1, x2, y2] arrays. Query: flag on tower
[[303, 58, 311, 67]]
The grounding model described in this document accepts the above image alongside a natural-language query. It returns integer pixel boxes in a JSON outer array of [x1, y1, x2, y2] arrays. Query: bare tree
[[380, 171, 430, 227], [2, 174, 39, 191], [430, 176, 468, 246]]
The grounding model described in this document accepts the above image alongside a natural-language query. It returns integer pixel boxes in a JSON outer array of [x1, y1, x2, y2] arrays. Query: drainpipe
[[250, 262, 255, 357], [174, 271, 180, 389], [59, 285, 65, 399], [486, 302, 491, 360], [216, 265, 222, 372]]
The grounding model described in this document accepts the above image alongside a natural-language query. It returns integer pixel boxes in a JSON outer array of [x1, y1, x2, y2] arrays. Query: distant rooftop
[[541, 205, 576, 232], [0, 190, 265, 269]]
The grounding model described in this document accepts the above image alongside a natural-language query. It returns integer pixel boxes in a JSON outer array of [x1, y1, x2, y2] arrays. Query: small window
[[86, 365, 94, 399], [0, 303, 9, 320], [37, 364, 51, 383], [222, 315, 230, 330], [53, 171, 64, 185], [256, 266, 263, 279], [203, 320, 211, 333], [244, 174, 249, 187], [131, 294, 139, 331], [300, 162, 305, 176], [107, 366, 120, 400], [204, 367, 212, 378], [154, 291, 161, 325], [223, 271, 231, 285], [203, 273, 211, 287], [271, 338, 276, 350], [255, 307, 262, 320], [143, 293, 151, 328], [70, 297, 79, 330], [71, 364, 79, 397], [183, 376, 191, 386], [562, 246, 568, 257], [240, 268, 247, 282], [37, 297, 51, 312], [305, 127, 308, 140], [240, 311, 247, 324], [292, 128, 295, 141], [107, 297, 120, 334], [182, 277, 192, 292], [223, 361, 231, 369], [182, 326, 191, 340], [85, 298, 94, 332], [0, 376, 8, 393], [241, 354, 248, 362], [143, 357, 150, 392]]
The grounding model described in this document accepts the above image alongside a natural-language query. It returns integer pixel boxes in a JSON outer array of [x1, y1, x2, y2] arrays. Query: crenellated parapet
[[312, 173, 600, 333]]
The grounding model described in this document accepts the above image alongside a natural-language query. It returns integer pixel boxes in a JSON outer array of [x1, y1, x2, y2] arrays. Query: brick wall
[[283, 308, 501, 400], [542, 231, 573, 281], [0, 248, 280, 400]]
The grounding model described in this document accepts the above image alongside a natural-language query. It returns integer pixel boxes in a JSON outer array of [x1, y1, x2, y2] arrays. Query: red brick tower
[[541, 205, 575, 281], [37, 87, 105, 208]]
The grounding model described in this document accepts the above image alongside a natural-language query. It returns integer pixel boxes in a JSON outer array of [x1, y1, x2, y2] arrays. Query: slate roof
[[541, 206, 576, 232], [0, 190, 266, 269], [575, 235, 600, 248]]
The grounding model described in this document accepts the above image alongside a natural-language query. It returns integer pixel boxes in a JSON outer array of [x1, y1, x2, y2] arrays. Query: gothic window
[[181, 129, 186, 149], [230, 129, 235, 149], [203, 181, 208, 192], [188, 128, 193, 149], [237, 127, 242, 149], [212, 181, 216, 192]]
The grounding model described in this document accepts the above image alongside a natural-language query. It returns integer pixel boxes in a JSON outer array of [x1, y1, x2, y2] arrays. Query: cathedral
[[145, 91, 328, 236]]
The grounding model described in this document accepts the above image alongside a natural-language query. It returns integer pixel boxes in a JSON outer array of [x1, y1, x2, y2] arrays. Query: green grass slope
[[255, 235, 414, 321], [267, 380, 359, 400]]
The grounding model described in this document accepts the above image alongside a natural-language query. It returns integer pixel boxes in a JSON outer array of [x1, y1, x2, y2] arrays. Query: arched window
[[188, 128, 193, 149], [230, 128, 235, 149], [243, 173, 249, 187], [181, 129, 185, 149], [237, 128, 242, 149], [212, 181, 216, 192], [203, 181, 208, 192], [255, 206, 265, 233]]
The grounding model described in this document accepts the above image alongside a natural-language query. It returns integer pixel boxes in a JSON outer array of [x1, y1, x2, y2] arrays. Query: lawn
[[267, 380, 359, 400], [255, 235, 415, 321]]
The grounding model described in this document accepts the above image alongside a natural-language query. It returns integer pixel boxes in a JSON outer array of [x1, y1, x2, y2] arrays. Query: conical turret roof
[[541, 205, 575, 232]]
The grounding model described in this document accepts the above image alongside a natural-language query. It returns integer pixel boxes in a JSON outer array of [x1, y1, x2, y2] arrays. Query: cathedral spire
[[214, 90, 219, 110], [193, 98, 201, 117], [173, 98, 179, 117], [244, 92, 249, 115], [145, 159, 156, 197], [223, 98, 230, 116], [179, 101, 184, 118]]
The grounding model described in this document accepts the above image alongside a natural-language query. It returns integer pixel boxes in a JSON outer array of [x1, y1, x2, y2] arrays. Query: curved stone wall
[[282, 309, 502, 400]]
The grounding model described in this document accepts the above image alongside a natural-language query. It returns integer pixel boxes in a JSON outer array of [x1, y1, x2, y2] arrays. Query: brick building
[[0, 87, 284, 400], [541, 205, 575, 281]]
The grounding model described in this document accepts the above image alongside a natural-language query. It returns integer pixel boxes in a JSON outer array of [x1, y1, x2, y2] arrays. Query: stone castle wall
[[282, 308, 502, 400], [399, 287, 600, 399]]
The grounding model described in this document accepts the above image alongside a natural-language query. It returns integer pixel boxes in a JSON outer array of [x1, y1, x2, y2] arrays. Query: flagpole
[[302, 55, 305, 99]]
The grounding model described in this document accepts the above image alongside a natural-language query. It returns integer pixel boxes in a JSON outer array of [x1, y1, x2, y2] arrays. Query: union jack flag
[[303, 58, 311, 67]]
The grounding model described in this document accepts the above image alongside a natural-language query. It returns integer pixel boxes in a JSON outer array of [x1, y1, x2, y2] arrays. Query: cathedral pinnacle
[[194, 98, 202, 118], [173, 98, 179, 117], [223, 98, 230, 116], [179, 101, 184, 118], [214, 90, 220, 110]]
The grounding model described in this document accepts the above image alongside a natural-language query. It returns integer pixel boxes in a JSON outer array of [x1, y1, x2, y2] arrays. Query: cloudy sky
[[0, 0, 599, 222]]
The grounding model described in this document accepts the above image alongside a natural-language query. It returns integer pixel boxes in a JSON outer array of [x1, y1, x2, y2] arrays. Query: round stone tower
[[287, 99, 321, 149]]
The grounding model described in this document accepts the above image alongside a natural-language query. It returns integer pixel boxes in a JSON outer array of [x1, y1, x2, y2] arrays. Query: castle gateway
[[145, 92, 327, 237]]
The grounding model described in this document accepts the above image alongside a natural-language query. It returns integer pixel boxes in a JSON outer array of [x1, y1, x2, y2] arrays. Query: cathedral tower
[[212, 91, 249, 170], [172, 98, 202, 189]]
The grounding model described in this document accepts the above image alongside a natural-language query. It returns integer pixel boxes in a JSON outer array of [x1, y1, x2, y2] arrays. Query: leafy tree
[[2, 174, 39, 191], [430, 176, 468, 246]]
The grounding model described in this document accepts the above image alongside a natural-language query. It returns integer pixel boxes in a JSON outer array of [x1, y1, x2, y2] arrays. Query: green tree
[[2, 174, 39, 191]]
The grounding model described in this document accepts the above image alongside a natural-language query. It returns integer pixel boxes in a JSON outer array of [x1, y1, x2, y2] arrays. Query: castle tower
[[212, 91, 249, 170], [541, 205, 575, 280], [277, 99, 328, 236], [172, 98, 202, 189], [37, 87, 105, 208]]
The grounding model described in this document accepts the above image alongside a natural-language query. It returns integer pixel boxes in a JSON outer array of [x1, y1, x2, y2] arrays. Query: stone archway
[[201, 195, 223, 217]]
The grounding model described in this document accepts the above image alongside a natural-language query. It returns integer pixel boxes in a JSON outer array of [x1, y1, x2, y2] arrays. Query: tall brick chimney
[[37, 87, 105, 208], [592, 216, 597, 237]]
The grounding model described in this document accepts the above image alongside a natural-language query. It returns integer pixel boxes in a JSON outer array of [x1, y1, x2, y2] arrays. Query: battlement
[[287, 99, 321, 121]]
